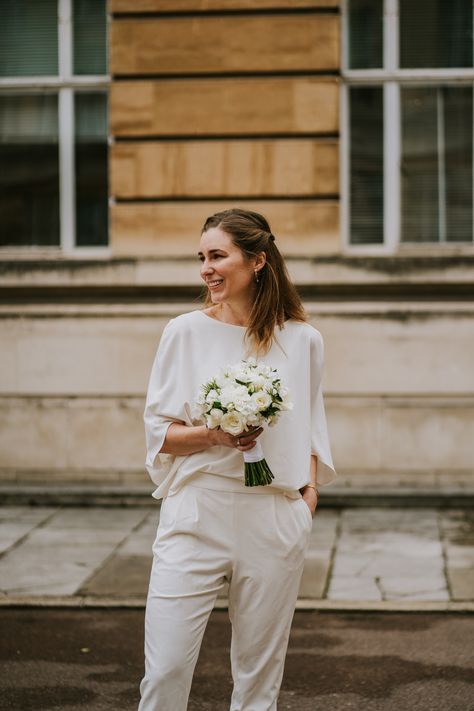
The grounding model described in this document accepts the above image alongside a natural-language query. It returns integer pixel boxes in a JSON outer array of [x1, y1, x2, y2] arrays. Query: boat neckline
[[196, 310, 292, 330], [197, 309, 247, 329]]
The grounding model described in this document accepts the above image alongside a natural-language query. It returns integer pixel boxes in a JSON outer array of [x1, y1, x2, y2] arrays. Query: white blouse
[[144, 309, 337, 499]]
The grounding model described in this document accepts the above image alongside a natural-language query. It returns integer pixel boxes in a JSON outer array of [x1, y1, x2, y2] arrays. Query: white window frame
[[0, 0, 110, 258], [340, 0, 474, 255]]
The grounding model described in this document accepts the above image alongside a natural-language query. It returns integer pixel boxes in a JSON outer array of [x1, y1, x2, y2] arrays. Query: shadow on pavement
[[0, 608, 473, 710]]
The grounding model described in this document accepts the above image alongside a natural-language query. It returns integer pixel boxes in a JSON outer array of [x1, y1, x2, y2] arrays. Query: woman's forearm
[[300, 455, 319, 495], [309, 454, 318, 485], [159, 422, 216, 456]]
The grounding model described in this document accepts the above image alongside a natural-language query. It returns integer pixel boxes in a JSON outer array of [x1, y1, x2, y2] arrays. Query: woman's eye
[[199, 254, 225, 263]]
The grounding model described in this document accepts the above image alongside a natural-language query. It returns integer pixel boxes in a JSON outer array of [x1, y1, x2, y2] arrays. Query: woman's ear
[[254, 251, 266, 271]]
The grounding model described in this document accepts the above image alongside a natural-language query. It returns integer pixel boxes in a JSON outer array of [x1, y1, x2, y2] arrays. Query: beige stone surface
[[110, 139, 338, 198], [0, 302, 473, 484], [7, 302, 471, 400], [328, 509, 450, 602], [110, 0, 339, 11], [2, 258, 472, 288], [111, 14, 338, 74], [110, 77, 339, 137], [111, 200, 339, 257], [0, 397, 145, 472], [3, 505, 472, 605]]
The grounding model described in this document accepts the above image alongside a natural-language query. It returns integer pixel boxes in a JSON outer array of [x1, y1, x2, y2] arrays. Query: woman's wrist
[[205, 424, 218, 446], [300, 483, 319, 497]]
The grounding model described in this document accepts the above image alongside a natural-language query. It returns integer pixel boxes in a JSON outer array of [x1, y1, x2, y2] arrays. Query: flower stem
[[244, 458, 275, 487]]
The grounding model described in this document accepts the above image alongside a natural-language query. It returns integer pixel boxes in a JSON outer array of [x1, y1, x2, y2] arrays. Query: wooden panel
[[110, 1, 339, 13], [111, 139, 338, 198], [110, 77, 339, 137], [111, 14, 338, 74], [111, 200, 339, 256]]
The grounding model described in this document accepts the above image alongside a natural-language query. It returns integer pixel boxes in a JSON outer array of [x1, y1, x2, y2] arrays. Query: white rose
[[250, 390, 272, 411], [247, 372, 265, 390], [205, 388, 219, 404], [246, 413, 262, 426], [238, 399, 260, 416], [220, 411, 245, 435], [220, 384, 249, 408], [206, 408, 223, 429]]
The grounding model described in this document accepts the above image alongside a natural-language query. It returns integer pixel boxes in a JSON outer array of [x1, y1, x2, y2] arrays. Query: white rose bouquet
[[193, 357, 293, 487]]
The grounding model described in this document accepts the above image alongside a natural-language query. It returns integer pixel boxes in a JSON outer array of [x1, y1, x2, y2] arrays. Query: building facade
[[1, 0, 473, 492]]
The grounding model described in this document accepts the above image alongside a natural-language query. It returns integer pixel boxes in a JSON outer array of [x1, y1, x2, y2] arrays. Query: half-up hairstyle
[[200, 208, 307, 356]]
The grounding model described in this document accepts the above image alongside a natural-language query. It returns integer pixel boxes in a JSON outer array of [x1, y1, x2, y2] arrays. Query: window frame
[[0, 0, 110, 257], [340, 0, 474, 254]]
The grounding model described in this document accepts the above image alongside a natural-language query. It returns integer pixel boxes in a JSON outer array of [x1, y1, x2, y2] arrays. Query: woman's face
[[198, 227, 256, 305]]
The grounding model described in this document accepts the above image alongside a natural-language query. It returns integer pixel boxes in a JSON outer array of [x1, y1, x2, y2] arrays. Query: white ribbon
[[242, 438, 264, 464]]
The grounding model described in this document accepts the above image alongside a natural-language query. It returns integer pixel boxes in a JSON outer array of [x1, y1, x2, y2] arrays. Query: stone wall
[[1, 256, 472, 491]]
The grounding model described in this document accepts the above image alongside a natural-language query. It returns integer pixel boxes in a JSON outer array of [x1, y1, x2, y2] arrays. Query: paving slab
[[327, 508, 452, 602], [0, 507, 57, 554], [0, 508, 148, 597], [1, 505, 473, 607], [439, 509, 474, 601], [79, 555, 153, 597]]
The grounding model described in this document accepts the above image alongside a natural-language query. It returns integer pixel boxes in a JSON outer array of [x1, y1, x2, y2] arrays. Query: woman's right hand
[[209, 425, 263, 452]]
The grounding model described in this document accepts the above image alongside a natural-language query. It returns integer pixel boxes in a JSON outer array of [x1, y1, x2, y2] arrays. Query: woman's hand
[[160, 423, 263, 456], [209, 425, 263, 451], [301, 486, 319, 517]]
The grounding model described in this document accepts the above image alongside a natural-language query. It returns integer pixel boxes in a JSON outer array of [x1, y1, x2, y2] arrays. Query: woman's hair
[[200, 207, 307, 356]]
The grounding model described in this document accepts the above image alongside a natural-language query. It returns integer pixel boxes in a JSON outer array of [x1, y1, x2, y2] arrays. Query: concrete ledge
[[0, 594, 473, 613], [1, 484, 473, 508]]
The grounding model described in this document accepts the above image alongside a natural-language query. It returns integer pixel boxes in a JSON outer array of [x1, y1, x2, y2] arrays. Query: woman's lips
[[208, 280, 224, 290]]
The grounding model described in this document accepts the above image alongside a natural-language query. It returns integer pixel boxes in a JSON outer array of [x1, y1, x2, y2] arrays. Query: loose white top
[[144, 309, 337, 499]]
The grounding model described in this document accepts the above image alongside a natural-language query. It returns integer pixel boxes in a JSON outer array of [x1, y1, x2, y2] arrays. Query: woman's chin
[[210, 292, 225, 303]]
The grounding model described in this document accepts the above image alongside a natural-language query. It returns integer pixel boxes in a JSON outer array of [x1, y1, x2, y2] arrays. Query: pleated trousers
[[138, 473, 313, 711]]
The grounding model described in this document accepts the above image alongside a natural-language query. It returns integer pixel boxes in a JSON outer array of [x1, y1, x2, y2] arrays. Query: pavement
[[1, 504, 473, 611], [2, 608, 474, 710]]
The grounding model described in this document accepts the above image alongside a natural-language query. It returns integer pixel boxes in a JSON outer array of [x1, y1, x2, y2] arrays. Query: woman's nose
[[200, 261, 213, 277]]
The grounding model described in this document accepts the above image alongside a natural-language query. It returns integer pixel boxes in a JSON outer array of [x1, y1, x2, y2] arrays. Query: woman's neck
[[209, 302, 252, 327]]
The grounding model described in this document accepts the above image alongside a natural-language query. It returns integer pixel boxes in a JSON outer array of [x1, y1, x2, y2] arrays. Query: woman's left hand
[[301, 486, 319, 517]]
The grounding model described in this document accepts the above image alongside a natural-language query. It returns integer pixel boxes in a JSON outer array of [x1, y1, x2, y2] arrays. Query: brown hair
[[200, 208, 307, 356]]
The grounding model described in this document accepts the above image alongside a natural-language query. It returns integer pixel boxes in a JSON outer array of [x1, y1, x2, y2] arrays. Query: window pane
[[74, 0, 107, 75], [445, 87, 472, 242], [401, 86, 472, 243], [401, 87, 439, 242], [349, 86, 384, 244], [400, 0, 473, 68], [0, 0, 58, 77], [75, 92, 108, 246], [348, 0, 383, 69], [0, 94, 59, 247]]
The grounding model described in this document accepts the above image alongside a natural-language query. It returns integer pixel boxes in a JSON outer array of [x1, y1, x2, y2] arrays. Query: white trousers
[[138, 473, 313, 711]]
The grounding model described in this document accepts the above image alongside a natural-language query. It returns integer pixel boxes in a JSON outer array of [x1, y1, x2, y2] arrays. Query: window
[[0, 0, 108, 252], [342, 0, 474, 250]]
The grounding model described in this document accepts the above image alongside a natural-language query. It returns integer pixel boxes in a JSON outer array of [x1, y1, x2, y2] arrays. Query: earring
[[254, 269, 260, 283]]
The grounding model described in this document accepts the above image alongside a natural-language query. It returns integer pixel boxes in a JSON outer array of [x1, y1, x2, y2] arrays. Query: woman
[[139, 208, 337, 711]]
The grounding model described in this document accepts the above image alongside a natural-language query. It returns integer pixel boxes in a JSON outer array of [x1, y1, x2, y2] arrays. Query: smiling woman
[[198, 207, 307, 356], [139, 207, 337, 711]]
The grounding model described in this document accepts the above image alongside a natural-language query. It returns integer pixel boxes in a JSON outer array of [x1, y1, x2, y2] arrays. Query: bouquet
[[193, 357, 293, 487]]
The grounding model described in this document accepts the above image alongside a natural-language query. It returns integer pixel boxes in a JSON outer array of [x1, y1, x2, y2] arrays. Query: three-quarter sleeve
[[309, 329, 337, 486], [143, 319, 193, 486]]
